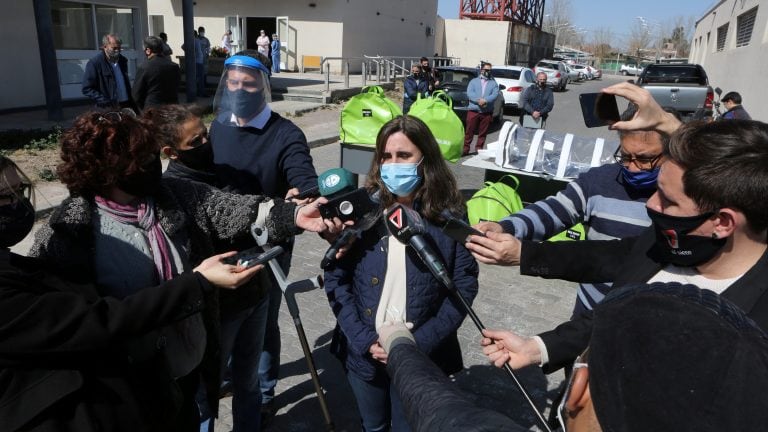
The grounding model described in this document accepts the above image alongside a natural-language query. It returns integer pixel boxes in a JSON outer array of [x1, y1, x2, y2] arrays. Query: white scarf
[[375, 237, 408, 330]]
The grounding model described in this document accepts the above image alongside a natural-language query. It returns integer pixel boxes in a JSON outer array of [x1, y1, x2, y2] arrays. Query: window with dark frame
[[716, 23, 728, 52], [736, 7, 758, 48]]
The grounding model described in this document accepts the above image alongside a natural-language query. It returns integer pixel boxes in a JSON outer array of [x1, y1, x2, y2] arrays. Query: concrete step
[[280, 93, 327, 103]]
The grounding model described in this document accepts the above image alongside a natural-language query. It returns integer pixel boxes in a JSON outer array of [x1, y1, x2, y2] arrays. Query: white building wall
[[691, 0, 768, 121], [149, 0, 437, 73], [442, 19, 511, 67]]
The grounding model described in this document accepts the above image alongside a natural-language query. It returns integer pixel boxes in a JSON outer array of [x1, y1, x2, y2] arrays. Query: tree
[[628, 20, 652, 59], [588, 27, 614, 64]]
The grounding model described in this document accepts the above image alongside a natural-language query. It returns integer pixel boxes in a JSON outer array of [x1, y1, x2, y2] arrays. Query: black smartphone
[[221, 246, 283, 269], [442, 218, 485, 243], [579, 92, 620, 128]]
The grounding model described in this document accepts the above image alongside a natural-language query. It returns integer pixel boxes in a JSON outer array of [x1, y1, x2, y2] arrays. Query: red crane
[[458, 0, 545, 27]]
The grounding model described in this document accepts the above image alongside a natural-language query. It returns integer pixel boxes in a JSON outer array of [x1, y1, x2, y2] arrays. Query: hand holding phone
[[579, 92, 620, 128], [442, 218, 485, 243], [221, 246, 284, 269]]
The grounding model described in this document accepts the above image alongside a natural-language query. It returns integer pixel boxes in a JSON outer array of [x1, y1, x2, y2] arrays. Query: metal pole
[[344, 61, 349, 88], [362, 62, 367, 86], [385, 61, 390, 83], [325, 62, 330, 92], [32, 0, 63, 120], [182, 0, 196, 103]]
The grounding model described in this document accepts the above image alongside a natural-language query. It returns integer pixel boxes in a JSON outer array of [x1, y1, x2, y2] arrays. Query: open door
[[225, 16, 245, 54], [276, 16, 289, 71]]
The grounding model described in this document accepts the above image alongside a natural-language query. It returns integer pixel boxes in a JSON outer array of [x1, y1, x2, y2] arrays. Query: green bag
[[408, 91, 464, 163], [339, 86, 402, 145], [466, 175, 524, 225]]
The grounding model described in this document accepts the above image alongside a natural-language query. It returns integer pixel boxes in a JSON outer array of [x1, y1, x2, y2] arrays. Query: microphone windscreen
[[318, 168, 356, 197]]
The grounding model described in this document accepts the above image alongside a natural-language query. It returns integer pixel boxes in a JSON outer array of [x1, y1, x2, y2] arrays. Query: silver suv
[[534, 59, 568, 91]]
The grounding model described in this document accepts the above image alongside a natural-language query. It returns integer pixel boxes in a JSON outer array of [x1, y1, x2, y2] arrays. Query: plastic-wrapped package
[[493, 122, 619, 179]]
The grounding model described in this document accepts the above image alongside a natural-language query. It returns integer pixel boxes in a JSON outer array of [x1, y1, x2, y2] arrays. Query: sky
[[437, 0, 715, 44]]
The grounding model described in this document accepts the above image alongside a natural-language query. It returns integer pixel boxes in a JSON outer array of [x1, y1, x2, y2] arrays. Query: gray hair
[[101, 33, 122, 46]]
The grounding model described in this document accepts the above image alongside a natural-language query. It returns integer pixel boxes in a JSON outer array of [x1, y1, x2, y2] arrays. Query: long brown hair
[[365, 116, 464, 223]]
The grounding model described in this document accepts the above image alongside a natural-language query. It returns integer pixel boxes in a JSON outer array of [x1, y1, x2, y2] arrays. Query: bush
[[0, 128, 60, 154]]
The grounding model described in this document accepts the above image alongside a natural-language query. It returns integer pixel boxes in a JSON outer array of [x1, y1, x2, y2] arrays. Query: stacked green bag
[[408, 91, 464, 163], [339, 86, 402, 145]]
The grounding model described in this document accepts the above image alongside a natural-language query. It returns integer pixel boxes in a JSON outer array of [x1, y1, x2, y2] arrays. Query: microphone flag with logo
[[384, 204, 453, 290]]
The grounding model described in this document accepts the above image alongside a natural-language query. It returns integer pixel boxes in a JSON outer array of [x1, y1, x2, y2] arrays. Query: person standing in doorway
[[270, 34, 281, 74], [256, 30, 270, 57], [463, 62, 499, 156], [221, 29, 233, 55]]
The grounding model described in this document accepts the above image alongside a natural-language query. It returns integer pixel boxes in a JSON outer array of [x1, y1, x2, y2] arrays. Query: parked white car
[[534, 59, 568, 91], [490, 65, 536, 111], [569, 64, 592, 80], [564, 64, 583, 82]]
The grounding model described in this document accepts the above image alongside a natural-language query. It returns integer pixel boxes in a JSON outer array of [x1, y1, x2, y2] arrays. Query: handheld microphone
[[317, 168, 376, 222], [385, 206, 553, 432], [320, 190, 382, 269], [318, 168, 357, 199], [384, 204, 454, 290]]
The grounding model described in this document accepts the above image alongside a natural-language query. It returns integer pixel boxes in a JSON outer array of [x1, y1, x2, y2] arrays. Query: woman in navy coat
[[324, 116, 479, 432]]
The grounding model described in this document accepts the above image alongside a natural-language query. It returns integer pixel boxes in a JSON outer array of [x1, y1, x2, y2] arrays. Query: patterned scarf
[[95, 195, 176, 281]]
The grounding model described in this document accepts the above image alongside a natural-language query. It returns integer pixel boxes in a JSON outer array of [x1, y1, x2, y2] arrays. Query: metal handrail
[[315, 55, 461, 91]]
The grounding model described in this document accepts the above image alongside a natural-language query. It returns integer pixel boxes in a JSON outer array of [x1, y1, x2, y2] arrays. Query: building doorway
[[246, 17, 276, 54]]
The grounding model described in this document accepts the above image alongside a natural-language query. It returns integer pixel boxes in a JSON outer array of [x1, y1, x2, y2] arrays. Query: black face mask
[[176, 141, 214, 172], [227, 88, 264, 119], [117, 154, 162, 197], [0, 198, 35, 248], [647, 208, 727, 267]]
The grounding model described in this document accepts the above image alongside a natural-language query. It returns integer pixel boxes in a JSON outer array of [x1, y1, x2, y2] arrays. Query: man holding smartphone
[[520, 72, 554, 128], [473, 104, 672, 315]]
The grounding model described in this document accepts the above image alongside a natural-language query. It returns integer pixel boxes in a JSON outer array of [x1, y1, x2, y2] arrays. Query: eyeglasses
[[97, 109, 137, 123], [613, 147, 663, 171], [557, 350, 589, 432]]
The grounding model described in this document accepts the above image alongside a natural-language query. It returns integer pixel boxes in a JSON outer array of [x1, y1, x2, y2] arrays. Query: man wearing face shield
[[82, 33, 136, 111], [0, 155, 266, 431], [210, 50, 318, 429]]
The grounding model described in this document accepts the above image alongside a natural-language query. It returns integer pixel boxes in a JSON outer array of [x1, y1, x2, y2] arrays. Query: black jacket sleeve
[[520, 236, 638, 283], [0, 262, 212, 365], [387, 340, 527, 432]]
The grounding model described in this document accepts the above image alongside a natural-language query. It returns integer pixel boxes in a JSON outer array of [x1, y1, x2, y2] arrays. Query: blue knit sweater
[[499, 163, 654, 313], [210, 111, 317, 198]]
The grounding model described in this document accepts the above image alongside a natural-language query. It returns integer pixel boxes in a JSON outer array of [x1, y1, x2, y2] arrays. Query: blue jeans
[[199, 297, 268, 432], [258, 283, 282, 404], [271, 55, 280, 73], [346, 370, 411, 432]]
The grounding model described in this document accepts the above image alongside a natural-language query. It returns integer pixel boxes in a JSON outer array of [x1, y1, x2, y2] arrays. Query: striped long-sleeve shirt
[[498, 163, 654, 314]]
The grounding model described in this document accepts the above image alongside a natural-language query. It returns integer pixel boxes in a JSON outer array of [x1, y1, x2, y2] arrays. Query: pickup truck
[[635, 63, 714, 121]]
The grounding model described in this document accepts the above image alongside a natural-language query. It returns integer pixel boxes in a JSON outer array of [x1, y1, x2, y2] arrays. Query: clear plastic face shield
[[213, 55, 272, 123]]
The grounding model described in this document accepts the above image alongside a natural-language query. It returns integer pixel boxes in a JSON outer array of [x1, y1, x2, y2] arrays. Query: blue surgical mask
[[380, 159, 423, 197], [621, 166, 659, 190]]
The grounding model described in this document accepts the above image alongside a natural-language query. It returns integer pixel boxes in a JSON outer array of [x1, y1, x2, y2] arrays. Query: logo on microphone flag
[[387, 207, 403, 230]]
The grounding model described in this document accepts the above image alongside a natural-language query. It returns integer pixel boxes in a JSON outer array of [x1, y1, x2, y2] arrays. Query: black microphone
[[384, 204, 454, 290], [385, 208, 553, 432], [320, 191, 382, 269]]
